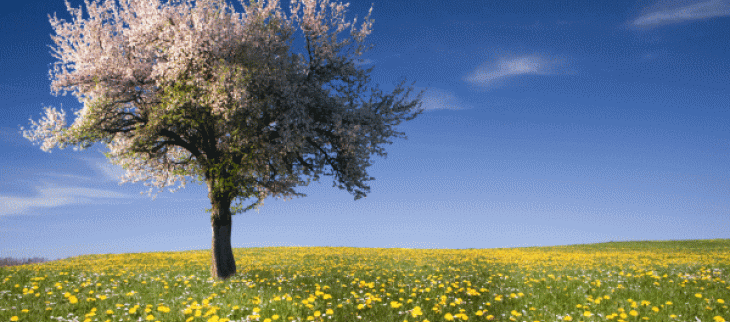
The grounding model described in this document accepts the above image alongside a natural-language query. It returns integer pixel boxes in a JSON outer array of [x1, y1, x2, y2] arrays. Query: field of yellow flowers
[[1, 239, 728, 322]]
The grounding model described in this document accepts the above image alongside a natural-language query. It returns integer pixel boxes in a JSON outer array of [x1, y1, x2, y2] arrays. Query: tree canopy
[[22, 0, 425, 217]]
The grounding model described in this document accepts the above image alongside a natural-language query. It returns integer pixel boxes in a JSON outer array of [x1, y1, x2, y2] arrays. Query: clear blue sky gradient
[[1, 0, 729, 261]]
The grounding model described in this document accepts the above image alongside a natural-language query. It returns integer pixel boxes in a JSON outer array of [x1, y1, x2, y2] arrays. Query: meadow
[[1, 239, 728, 322]]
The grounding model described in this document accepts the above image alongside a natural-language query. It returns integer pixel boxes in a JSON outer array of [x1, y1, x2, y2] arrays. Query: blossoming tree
[[20, 0, 425, 279]]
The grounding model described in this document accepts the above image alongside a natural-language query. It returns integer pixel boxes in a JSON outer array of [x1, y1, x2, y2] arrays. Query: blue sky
[[1, 0, 729, 261]]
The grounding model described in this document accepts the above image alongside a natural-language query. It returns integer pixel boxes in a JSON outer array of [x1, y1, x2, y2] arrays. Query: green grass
[[1, 239, 729, 322]]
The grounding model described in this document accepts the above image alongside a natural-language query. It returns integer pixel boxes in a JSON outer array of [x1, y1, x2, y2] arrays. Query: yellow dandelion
[[444, 313, 454, 321], [411, 306, 423, 318]]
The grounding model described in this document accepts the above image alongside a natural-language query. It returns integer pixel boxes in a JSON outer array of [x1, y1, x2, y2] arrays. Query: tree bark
[[211, 221, 236, 280], [210, 190, 236, 280]]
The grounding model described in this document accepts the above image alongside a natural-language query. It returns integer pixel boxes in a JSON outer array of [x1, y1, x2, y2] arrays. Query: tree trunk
[[211, 221, 236, 280], [210, 191, 236, 280]]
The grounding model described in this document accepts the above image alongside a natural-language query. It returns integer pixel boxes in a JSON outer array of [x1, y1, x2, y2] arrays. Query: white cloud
[[632, 0, 730, 27], [352, 53, 401, 67], [81, 156, 129, 182], [0, 156, 145, 216], [0, 180, 138, 216], [463, 54, 568, 88], [415, 87, 473, 111]]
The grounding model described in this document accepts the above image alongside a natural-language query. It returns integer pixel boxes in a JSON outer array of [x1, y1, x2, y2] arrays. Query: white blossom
[[22, 0, 424, 215]]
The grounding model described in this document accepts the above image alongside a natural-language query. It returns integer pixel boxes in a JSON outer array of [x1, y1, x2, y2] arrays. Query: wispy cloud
[[632, 0, 730, 27], [352, 53, 401, 67], [463, 54, 569, 88], [0, 180, 139, 216], [80, 156, 129, 182], [414, 87, 473, 111], [0, 156, 143, 216]]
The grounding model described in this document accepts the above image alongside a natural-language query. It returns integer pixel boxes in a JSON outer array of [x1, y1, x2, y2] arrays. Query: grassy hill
[[2, 239, 728, 322]]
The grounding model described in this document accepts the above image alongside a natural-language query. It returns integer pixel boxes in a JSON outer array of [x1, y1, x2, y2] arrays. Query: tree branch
[[305, 137, 339, 173], [296, 154, 315, 172], [159, 128, 203, 159]]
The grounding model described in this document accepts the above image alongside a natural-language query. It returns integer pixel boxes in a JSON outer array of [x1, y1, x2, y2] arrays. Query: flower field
[[1, 239, 729, 322]]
